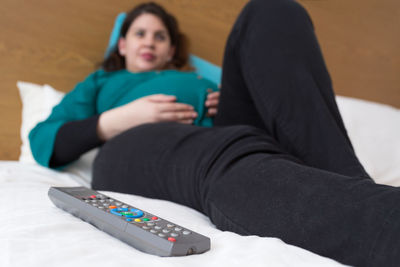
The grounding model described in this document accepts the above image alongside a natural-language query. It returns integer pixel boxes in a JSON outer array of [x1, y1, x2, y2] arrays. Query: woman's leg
[[205, 146, 400, 267], [92, 122, 400, 267], [214, 0, 370, 179], [92, 122, 284, 212]]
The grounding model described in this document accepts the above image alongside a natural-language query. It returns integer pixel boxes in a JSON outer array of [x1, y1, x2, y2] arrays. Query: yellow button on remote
[[135, 219, 141, 222]]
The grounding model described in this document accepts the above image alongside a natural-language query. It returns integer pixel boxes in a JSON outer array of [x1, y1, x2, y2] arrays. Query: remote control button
[[126, 219, 132, 222], [122, 205, 128, 208], [100, 200, 105, 203], [117, 208, 129, 212], [85, 200, 90, 203], [110, 209, 122, 216], [143, 218, 150, 221], [116, 202, 122, 206], [170, 233, 179, 237], [183, 230, 191, 235], [130, 209, 144, 218], [167, 224, 175, 228], [158, 233, 166, 238], [162, 229, 171, 233], [174, 227, 182, 231], [154, 226, 162, 230], [152, 216, 158, 220], [150, 229, 158, 234], [109, 205, 117, 209], [142, 226, 150, 230], [98, 206, 104, 209], [90, 195, 96, 199], [147, 222, 155, 226], [135, 219, 141, 222], [92, 204, 98, 207], [168, 237, 176, 242]]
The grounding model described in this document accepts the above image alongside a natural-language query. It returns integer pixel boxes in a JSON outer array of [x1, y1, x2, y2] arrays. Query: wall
[[0, 0, 398, 160]]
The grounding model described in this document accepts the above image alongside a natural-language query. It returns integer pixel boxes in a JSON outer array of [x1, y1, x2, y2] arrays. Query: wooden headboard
[[1, 0, 399, 160]]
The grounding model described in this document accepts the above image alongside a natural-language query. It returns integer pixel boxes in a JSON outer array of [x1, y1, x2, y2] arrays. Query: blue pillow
[[105, 13, 222, 85]]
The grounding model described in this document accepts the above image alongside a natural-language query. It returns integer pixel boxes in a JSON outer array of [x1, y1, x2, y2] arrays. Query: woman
[[29, 2, 220, 167], [30, 1, 400, 266]]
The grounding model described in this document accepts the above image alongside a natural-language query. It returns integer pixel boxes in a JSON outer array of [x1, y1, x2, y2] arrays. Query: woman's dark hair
[[101, 2, 189, 71]]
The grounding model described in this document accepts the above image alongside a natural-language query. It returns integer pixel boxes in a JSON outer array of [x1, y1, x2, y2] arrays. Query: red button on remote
[[90, 195, 96, 199], [168, 237, 176, 242], [152, 216, 158, 220]]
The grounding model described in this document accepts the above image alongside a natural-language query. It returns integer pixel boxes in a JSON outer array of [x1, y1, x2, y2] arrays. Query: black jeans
[[93, 0, 400, 266]]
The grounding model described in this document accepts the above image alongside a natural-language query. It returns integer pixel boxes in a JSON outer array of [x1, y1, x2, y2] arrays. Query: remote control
[[48, 186, 210, 256]]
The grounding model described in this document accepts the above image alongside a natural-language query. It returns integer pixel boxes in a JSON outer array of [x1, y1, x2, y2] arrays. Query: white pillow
[[17, 81, 400, 187], [336, 96, 400, 186], [17, 81, 64, 163], [17, 81, 96, 187]]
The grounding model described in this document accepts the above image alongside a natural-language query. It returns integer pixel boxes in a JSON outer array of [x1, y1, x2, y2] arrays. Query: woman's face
[[118, 13, 176, 72]]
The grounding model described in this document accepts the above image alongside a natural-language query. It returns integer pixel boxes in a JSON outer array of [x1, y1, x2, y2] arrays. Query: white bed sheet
[[0, 161, 344, 267]]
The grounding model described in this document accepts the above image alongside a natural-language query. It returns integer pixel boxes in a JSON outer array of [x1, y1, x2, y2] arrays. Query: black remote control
[[48, 186, 210, 256]]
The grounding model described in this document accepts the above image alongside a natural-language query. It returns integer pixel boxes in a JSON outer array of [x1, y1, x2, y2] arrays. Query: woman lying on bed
[[29, 1, 400, 266]]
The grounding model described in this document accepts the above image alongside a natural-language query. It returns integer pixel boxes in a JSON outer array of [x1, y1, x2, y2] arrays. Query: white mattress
[[0, 161, 343, 267], [1, 95, 399, 266]]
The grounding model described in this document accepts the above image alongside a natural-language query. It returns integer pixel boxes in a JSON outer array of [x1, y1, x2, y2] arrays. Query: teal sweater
[[29, 69, 218, 167]]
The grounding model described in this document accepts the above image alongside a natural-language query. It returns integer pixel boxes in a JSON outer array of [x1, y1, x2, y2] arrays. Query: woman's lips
[[141, 53, 155, 61]]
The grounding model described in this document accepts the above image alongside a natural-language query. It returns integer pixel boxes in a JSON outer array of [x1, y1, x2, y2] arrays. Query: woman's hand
[[205, 89, 220, 117], [97, 94, 197, 141]]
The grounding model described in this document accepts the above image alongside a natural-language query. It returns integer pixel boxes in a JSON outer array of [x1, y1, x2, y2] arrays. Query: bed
[[2, 86, 400, 266], [1, 0, 399, 266]]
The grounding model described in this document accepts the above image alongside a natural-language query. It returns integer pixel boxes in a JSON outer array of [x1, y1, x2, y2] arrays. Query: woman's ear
[[118, 37, 127, 56], [168, 45, 176, 61]]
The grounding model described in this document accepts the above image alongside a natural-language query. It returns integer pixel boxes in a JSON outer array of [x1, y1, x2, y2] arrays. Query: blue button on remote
[[130, 208, 144, 218]]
